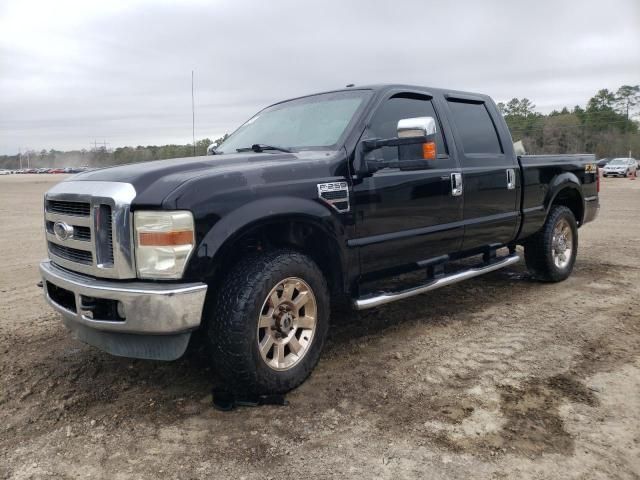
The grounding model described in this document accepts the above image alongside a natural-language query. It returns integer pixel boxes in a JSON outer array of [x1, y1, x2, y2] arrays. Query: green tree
[[615, 85, 640, 117], [614, 85, 640, 155], [587, 89, 616, 111]]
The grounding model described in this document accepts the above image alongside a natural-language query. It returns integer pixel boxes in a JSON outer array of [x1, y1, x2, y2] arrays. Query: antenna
[[192, 70, 196, 156]]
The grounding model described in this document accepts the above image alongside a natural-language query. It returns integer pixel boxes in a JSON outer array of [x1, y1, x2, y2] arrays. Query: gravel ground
[[0, 174, 639, 480]]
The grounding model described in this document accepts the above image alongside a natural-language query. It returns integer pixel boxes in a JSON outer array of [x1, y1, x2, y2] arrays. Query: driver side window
[[368, 93, 447, 162]]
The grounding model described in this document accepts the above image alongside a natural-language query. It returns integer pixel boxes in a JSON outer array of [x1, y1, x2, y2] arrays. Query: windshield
[[215, 90, 371, 154], [609, 158, 629, 165]]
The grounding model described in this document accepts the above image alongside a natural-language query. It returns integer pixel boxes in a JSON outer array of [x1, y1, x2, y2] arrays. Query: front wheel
[[524, 206, 578, 282], [205, 249, 330, 395]]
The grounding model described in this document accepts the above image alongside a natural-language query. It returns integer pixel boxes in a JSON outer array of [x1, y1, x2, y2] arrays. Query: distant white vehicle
[[0, 169, 11, 175], [602, 157, 637, 177]]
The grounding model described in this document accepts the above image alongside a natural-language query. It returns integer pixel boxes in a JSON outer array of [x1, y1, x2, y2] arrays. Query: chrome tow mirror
[[397, 116, 437, 138], [360, 115, 438, 177]]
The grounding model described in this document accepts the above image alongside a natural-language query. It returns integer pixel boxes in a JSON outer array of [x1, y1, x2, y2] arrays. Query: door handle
[[506, 168, 516, 190], [451, 172, 463, 196]]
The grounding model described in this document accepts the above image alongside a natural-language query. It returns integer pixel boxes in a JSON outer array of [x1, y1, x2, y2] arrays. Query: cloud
[[1, 0, 638, 154]]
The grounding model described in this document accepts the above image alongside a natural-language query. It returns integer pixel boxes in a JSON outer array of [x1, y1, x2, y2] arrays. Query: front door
[[351, 92, 463, 276]]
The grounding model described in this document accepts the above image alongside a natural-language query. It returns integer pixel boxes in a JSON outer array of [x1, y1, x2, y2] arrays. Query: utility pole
[[192, 70, 196, 157], [625, 102, 631, 158], [91, 140, 110, 152]]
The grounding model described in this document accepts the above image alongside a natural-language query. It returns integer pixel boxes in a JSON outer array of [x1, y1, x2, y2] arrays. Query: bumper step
[[353, 253, 520, 310]]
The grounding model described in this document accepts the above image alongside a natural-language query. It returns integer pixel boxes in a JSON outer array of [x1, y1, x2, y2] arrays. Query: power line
[[91, 139, 110, 151]]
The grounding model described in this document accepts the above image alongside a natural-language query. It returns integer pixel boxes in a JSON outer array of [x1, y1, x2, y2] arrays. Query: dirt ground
[[0, 174, 639, 480]]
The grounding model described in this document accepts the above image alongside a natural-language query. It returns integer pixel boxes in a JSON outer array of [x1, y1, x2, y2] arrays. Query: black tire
[[524, 206, 578, 282], [205, 249, 329, 395]]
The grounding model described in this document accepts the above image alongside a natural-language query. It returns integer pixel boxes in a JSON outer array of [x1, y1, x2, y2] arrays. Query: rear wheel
[[524, 206, 578, 282], [205, 249, 329, 394]]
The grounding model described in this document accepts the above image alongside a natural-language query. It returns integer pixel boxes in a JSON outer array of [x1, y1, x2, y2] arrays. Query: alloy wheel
[[256, 277, 317, 371]]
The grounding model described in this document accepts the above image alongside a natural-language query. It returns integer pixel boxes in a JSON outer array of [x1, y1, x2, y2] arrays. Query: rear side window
[[447, 100, 502, 154]]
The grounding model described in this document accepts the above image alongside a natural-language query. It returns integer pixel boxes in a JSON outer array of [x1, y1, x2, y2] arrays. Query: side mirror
[[397, 116, 436, 139], [206, 143, 218, 155], [360, 116, 437, 176]]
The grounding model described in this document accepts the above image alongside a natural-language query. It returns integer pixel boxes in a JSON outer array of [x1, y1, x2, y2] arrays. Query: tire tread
[[524, 205, 577, 282], [205, 249, 328, 394]]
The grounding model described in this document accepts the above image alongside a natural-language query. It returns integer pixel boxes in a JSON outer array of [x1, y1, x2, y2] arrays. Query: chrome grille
[[74, 226, 91, 241], [46, 200, 91, 216], [48, 242, 93, 265], [44, 181, 137, 279], [46, 221, 91, 242], [96, 205, 114, 266]]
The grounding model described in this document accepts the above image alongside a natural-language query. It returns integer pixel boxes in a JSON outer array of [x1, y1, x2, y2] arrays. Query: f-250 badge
[[317, 182, 350, 213]]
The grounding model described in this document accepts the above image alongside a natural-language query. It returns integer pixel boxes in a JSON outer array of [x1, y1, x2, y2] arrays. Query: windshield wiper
[[236, 144, 292, 153]]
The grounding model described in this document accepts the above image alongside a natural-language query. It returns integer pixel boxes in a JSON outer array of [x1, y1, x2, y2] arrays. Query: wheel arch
[[190, 197, 350, 300], [544, 173, 585, 226]]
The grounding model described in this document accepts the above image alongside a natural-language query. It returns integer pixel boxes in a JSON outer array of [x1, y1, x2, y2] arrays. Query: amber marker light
[[138, 230, 194, 247], [422, 141, 437, 160]]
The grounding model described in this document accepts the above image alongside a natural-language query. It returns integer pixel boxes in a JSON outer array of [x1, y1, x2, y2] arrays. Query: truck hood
[[68, 151, 338, 206]]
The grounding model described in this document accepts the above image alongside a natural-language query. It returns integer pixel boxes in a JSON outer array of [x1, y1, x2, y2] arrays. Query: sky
[[0, 0, 639, 155]]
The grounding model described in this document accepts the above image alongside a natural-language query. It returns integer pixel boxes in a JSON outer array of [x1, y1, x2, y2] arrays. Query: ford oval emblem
[[53, 221, 74, 241]]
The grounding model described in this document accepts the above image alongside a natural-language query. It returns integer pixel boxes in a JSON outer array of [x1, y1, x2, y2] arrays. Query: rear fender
[[544, 172, 584, 224]]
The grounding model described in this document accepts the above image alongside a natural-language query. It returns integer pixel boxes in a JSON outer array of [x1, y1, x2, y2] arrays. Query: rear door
[[443, 96, 519, 250]]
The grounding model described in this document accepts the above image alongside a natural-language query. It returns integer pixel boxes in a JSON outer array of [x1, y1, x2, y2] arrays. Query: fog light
[[116, 301, 126, 320]]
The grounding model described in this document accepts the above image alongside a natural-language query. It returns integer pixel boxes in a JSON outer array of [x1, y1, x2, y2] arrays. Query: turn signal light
[[138, 230, 194, 246], [422, 142, 437, 160]]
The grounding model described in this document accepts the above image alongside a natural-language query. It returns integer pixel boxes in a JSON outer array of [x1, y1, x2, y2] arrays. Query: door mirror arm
[[357, 116, 438, 178], [362, 134, 431, 152], [359, 134, 436, 177]]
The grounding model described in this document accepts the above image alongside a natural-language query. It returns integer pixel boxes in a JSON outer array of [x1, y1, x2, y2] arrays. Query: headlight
[[134, 211, 195, 279]]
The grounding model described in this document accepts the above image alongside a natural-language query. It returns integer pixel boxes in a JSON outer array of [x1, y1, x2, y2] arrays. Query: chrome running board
[[353, 253, 520, 310]]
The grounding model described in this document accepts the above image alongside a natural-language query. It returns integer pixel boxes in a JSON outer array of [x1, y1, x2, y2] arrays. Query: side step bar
[[353, 253, 520, 310]]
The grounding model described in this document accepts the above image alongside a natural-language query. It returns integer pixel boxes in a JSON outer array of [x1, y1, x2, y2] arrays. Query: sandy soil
[[0, 174, 639, 480]]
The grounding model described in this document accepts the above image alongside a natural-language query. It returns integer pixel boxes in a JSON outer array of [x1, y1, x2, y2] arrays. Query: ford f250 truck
[[40, 84, 599, 394]]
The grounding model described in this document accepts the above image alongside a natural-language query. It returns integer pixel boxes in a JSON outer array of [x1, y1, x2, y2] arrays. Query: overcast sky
[[0, 0, 638, 155]]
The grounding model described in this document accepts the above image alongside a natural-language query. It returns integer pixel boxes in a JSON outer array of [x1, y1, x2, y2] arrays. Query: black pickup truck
[[40, 84, 599, 394]]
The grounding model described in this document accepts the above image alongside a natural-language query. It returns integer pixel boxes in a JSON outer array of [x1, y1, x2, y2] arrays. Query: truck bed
[[517, 154, 598, 240]]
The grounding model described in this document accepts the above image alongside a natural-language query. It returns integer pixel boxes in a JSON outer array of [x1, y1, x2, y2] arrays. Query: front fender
[[186, 196, 349, 280]]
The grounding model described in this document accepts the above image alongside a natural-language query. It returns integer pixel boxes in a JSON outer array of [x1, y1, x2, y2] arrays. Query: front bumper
[[40, 260, 208, 360]]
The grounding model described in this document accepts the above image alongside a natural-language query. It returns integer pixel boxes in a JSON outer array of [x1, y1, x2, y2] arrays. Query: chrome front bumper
[[40, 260, 208, 360]]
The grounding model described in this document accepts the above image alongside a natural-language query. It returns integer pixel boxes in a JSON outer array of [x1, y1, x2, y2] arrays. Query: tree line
[[0, 135, 229, 170], [497, 85, 639, 157], [1, 85, 638, 170]]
